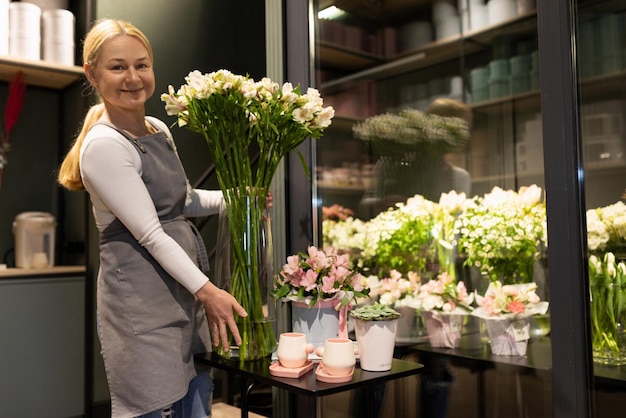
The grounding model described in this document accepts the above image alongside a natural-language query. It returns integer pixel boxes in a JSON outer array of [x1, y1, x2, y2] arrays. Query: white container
[[517, 0, 536, 15], [0, 0, 9, 55], [42, 9, 74, 44], [487, 0, 517, 25], [43, 41, 74, 65], [433, 0, 457, 23], [9, 36, 40, 60], [12, 212, 56, 269], [8, 1, 41, 39], [399, 21, 433, 51], [470, 4, 489, 31], [354, 318, 398, 371], [19, 0, 68, 10], [435, 15, 461, 40]]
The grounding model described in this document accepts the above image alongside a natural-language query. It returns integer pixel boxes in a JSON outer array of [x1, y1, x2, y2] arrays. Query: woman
[[58, 19, 246, 417]]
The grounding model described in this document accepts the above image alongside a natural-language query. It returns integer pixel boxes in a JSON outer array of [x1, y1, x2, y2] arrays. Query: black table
[[195, 352, 424, 418], [404, 336, 626, 418]]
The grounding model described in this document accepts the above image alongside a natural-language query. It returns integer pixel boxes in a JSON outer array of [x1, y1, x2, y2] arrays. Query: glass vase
[[590, 279, 626, 365], [214, 193, 276, 360]]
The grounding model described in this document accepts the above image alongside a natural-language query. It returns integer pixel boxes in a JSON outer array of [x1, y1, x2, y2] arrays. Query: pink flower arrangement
[[416, 272, 474, 313], [273, 246, 370, 308], [377, 270, 421, 308], [473, 281, 547, 318]]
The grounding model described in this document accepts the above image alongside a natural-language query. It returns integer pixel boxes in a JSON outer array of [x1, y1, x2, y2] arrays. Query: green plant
[[352, 108, 469, 158], [350, 303, 401, 321], [364, 194, 439, 277]]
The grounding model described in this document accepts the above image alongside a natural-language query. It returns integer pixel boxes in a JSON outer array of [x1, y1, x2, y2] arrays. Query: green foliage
[[350, 303, 401, 321], [374, 216, 436, 277]]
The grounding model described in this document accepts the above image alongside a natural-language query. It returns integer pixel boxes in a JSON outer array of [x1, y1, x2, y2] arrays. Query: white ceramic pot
[[354, 318, 398, 371]]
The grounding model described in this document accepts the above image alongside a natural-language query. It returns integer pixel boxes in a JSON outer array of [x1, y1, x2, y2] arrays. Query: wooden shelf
[[317, 180, 366, 193], [0, 55, 83, 90], [319, 42, 385, 72]]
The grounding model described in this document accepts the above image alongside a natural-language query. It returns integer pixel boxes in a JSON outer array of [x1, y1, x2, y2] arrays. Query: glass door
[[312, 0, 554, 416], [575, 0, 626, 415]]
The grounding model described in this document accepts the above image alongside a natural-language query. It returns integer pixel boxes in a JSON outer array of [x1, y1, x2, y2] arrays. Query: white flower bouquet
[[455, 185, 547, 284], [162, 69, 334, 360], [586, 200, 626, 254]]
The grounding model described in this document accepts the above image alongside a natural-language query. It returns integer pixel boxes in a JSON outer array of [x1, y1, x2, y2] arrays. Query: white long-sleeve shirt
[[79, 117, 223, 294]]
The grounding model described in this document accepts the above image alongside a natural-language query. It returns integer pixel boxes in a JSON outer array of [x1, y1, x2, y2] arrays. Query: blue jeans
[[138, 368, 214, 418]]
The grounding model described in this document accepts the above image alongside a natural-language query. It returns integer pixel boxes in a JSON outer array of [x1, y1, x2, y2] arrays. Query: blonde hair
[[57, 19, 153, 191], [426, 97, 473, 128]]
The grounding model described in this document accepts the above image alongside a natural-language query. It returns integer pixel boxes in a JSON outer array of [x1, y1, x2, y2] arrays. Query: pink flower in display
[[283, 254, 301, 275], [322, 274, 339, 294], [350, 273, 365, 292], [475, 281, 544, 317], [273, 246, 370, 307], [307, 246, 330, 270], [377, 270, 420, 307], [508, 300, 525, 314], [481, 297, 498, 315], [300, 269, 318, 291], [416, 273, 474, 313]]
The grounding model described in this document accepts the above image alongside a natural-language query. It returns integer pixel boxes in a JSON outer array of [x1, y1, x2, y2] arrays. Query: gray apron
[[93, 121, 211, 417]]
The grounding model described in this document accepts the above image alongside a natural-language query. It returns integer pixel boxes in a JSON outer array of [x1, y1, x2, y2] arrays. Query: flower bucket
[[485, 317, 530, 356], [423, 311, 464, 348], [354, 318, 398, 371], [292, 300, 342, 348], [394, 306, 421, 341]]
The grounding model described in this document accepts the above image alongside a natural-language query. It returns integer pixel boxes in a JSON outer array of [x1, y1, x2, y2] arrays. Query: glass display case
[[314, 0, 544, 222], [306, 0, 626, 416]]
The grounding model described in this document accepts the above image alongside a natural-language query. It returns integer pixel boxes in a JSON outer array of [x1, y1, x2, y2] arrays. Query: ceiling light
[[318, 6, 346, 20]]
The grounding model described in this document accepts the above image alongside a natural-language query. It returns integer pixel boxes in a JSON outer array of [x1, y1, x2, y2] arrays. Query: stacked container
[[488, 59, 510, 99], [42, 8, 74, 65], [487, 0, 517, 26], [470, 66, 489, 103], [8, 1, 42, 60], [0, 0, 8, 55], [5, 0, 75, 65], [432, 0, 460, 40], [530, 50, 540, 90], [399, 21, 432, 52], [509, 54, 531, 94]]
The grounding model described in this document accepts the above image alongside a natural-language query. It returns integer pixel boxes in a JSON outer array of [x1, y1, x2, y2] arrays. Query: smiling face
[[85, 34, 155, 115]]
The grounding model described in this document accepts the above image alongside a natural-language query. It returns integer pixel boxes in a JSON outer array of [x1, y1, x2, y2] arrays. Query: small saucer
[[315, 363, 354, 383], [269, 360, 315, 378]]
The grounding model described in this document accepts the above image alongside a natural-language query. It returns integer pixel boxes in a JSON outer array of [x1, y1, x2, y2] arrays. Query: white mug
[[316, 337, 355, 376], [276, 332, 314, 368]]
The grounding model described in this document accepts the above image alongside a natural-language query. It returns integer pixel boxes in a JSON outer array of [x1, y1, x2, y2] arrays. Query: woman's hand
[[195, 281, 248, 351]]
